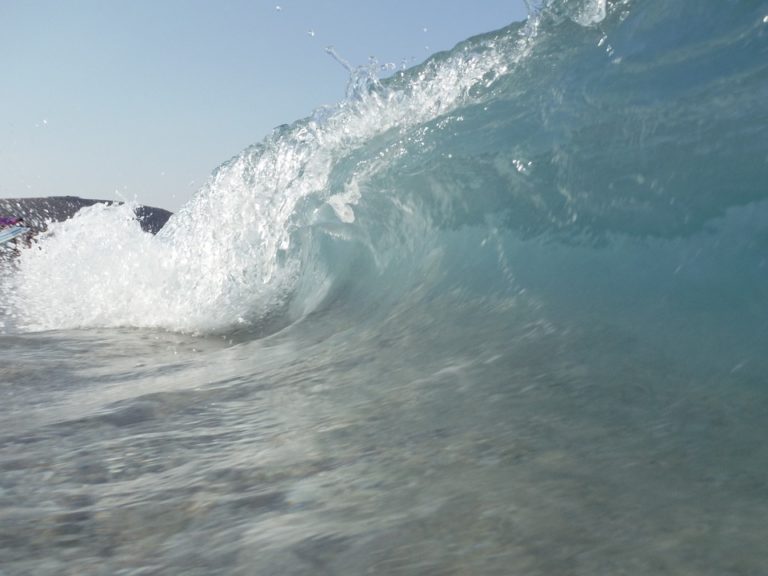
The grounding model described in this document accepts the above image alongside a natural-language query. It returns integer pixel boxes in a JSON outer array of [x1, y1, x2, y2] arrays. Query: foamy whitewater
[[2, 1, 768, 574]]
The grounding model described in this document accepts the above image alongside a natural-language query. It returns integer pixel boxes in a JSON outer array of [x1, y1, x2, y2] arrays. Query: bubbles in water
[[567, 0, 607, 26]]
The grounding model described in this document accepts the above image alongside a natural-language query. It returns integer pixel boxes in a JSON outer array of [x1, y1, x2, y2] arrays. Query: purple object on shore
[[0, 217, 22, 227]]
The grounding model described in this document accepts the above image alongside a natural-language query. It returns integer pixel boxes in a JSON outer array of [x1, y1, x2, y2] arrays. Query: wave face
[[8, 0, 768, 368]]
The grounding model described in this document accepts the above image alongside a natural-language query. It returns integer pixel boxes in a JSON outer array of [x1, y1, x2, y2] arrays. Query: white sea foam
[[12, 14, 535, 333]]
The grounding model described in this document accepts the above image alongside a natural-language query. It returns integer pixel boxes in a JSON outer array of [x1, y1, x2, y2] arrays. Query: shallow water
[[2, 287, 767, 574]]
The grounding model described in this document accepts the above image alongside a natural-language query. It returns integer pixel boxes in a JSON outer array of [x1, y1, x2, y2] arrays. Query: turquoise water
[[1, 1, 767, 574]]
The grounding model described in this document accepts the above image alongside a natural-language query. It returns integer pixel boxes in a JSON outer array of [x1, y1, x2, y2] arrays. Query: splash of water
[[9, 0, 550, 332]]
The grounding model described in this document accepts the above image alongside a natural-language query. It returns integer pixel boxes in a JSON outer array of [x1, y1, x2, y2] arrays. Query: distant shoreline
[[0, 196, 172, 235]]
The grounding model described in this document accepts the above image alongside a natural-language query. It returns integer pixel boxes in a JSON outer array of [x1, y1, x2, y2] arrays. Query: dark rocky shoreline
[[0, 196, 172, 235]]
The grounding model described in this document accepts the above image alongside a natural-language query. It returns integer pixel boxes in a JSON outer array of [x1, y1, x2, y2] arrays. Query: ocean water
[[2, 0, 768, 574]]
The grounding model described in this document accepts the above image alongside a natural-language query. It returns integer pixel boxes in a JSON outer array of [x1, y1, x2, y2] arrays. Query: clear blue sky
[[1, 1, 527, 211]]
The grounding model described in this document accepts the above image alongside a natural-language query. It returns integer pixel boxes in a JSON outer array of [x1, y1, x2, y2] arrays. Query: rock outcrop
[[0, 196, 172, 235]]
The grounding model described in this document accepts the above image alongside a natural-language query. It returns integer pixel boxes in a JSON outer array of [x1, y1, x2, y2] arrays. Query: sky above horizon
[[1, 1, 527, 212]]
